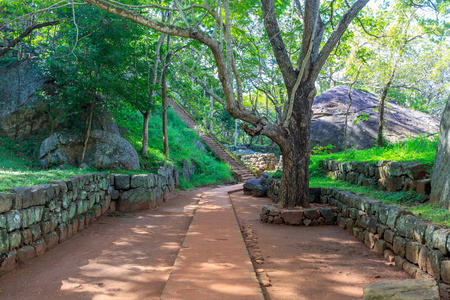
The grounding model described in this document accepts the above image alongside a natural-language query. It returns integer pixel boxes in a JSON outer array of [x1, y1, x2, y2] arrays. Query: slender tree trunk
[[378, 73, 396, 147], [234, 119, 238, 147], [46, 118, 55, 170], [81, 99, 95, 164], [344, 85, 354, 154], [378, 51, 402, 147], [141, 110, 151, 156], [377, 90, 387, 147], [162, 66, 169, 158], [209, 85, 214, 132]]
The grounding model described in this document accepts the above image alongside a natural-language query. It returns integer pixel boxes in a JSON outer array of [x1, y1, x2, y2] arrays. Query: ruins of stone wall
[[260, 187, 337, 226], [265, 179, 450, 291], [0, 165, 178, 275], [239, 153, 280, 172], [323, 160, 431, 195]]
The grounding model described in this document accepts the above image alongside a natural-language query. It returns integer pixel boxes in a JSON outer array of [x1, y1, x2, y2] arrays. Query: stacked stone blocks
[[239, 153, 280, 172], [0, 165, 178, 275], [323, 160, 431, 195]]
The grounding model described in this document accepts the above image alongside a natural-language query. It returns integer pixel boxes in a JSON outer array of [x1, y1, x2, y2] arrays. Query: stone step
[[167, 98, 256, 183]]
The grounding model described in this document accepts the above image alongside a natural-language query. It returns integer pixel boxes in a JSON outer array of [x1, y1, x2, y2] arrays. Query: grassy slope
[[0, 138, 95, 191], [308, 136, 449, 227], [310, 135, 438, 177], [0, 108, 232, 191], [115, 108, 233, 189]]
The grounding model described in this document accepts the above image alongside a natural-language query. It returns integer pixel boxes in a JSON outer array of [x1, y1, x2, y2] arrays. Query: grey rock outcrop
[[0, 60, 55, 137], [431, 97, 450, 209], [311, 86, 440, 151], [91, 109, 121, 136], [243, 178, 267, 197], [0, 61, 121, 138], [39, 130, 139, 170]]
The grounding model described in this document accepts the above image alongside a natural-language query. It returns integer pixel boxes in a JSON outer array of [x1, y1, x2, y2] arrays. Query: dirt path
[[0, 186, 412, 300], [229, 192, 411, 300], [0, 188, 209, 300]]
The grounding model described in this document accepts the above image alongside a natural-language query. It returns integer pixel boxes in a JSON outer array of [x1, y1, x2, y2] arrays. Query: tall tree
[[162, 36, 171, 158], [80, 0, 371, 208]]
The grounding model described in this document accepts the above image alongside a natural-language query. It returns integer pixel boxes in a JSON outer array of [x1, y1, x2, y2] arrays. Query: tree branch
[[313, 0, 371, 78], [239, 122, 265, 137], [0, 21, 59, 57], [261, 0, 296, 92], [174, 53, 225, 106]]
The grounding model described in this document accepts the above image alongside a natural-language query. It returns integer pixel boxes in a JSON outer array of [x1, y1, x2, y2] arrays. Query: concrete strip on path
[[161, 185, 264, 300]]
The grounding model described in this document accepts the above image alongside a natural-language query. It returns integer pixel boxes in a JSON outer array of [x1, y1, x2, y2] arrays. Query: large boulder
[[431, 97, 450, 209], [243, 178, 267, 197], [39, 130, 139, 170], [311, 86, 440, 151]]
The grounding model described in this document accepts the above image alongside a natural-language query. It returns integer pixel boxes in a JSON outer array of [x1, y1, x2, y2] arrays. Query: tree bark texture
[[162, 67, 169, 158], [377, 88, 387, 147], [277, 83, 315, 208]]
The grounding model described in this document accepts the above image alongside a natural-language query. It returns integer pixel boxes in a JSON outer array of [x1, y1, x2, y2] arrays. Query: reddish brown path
[[0, 189, 209, 300], [161, 185, 264, 300], [229, 192, 411, 300]]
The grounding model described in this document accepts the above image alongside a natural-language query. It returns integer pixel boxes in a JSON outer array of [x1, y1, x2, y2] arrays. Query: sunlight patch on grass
[[309, 135, 438, 177], [310, 174, 450, 227]]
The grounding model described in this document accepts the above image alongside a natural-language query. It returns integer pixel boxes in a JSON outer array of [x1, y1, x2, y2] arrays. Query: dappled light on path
[[230, 192, 411, 300], [0, 189, 207, 300]]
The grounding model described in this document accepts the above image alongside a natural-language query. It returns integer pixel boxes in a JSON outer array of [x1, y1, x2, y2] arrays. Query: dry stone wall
[[260, 188, 337, 226], [0, 165, 178, 275], [265, 179, 450, 290], [239, 153, 281, 172], [323, 160, 431, 195]]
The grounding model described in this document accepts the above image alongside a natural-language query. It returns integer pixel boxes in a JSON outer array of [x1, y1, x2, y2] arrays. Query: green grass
[[0, 137, 97, 190], [306, 136, 446, 226], [309, 135, 438, 177], [310, 175, 450, 227], [114, 107, 233, 189], [0, 107, 233, 191]]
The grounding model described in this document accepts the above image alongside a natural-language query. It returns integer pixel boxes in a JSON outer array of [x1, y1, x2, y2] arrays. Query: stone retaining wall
[[0, 165, 178, 275], [239, 153, 280, 172], [323, 160, 431, 195], [259, 187, 337, 226], [265, 179, 450, 290]]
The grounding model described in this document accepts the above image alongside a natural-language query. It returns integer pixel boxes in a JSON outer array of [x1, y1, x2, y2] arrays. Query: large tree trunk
[[277, 85, 314, 208], [141, 110, 151, 157]]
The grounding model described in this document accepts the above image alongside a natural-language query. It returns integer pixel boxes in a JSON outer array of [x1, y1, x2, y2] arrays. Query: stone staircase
[[167, 98, 256, 182]]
